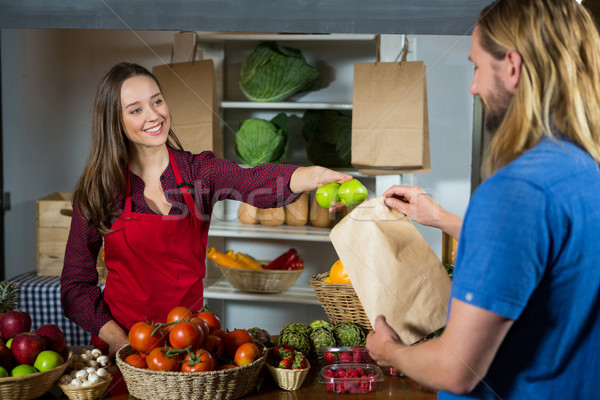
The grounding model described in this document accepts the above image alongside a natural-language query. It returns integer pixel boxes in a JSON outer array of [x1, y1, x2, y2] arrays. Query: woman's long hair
[[73, 62, 183, 235], [478, 0, 600, 175]]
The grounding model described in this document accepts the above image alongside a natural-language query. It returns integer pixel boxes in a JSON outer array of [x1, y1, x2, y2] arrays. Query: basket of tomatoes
[[115, 306, 267, 400]]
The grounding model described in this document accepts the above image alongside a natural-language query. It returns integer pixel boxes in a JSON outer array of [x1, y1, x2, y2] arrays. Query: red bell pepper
[[264, 248, 298, 270]]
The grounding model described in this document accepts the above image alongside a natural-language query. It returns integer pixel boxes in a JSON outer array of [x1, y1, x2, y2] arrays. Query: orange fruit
[[329, 260, 351, 284]]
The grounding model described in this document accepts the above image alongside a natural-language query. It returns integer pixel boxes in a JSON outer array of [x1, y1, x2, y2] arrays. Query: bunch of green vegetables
[[234, 113, 289, 166], [240, 41, 322, 102], [302, 110, 352, 168]]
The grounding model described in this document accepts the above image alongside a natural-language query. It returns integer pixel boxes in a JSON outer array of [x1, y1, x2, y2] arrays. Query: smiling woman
[[59, 62, 353, 358]]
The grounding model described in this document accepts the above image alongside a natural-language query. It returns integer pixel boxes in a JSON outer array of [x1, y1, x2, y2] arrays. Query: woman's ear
[[504, 50, 522, 92]]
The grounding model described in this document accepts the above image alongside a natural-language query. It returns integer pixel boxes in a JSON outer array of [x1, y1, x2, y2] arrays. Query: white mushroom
[[91, 348, 103, 358], [70, 378, 83, 387], [59, 375, 72, 385], [78, 349, 88, 355], [88, 373, 100, 385], [75, 369, 88, 380], [96, 355, 110, 367], [79, 353, 90, 362], [86, 366, 97, 374], [70, 370, 79, 379], [88, 360, 99, 369], [81, 380, 91, 387], [96, 368, 108, 378]]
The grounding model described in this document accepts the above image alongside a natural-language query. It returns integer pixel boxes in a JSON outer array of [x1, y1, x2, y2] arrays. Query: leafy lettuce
[[302, 110, 352, 168], [240, 42, 322, 102], [235, 113, 289, 166]]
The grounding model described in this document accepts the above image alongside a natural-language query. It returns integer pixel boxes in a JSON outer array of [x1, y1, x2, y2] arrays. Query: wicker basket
[[0, 348, 73, 400], [218, 265, 303, 293], [59, 373, 113, 400], [116, 344, 267, 400], [310, 272, 372, 331], [265, 361, 311, 391]]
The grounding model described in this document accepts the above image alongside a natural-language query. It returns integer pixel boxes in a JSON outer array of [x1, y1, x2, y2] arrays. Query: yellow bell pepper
[[207, 247, 241, 268], [235, 253, 263, 270]]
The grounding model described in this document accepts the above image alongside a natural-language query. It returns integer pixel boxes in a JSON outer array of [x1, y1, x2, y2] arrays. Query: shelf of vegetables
[[204, 279, 321, 305]]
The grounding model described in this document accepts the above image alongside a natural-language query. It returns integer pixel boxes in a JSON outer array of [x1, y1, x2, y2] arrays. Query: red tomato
[[146, 347, 180, 372], [234, 342, 261, 366], [124, 352, 148, 369], [167, 306, 193, 327], [203, 334, 224, 357], [223, 329, 254, 359], [211, 329, 228, 340], [181, 348, 215, 373], [169, 321, 204, 350], [194, 311, 221, 333], [190, 317, 210, 346], [128, 321, 166, 354]]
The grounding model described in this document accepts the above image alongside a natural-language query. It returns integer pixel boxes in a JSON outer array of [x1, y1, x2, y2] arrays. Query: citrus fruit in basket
[[330, 260, 351, 284]]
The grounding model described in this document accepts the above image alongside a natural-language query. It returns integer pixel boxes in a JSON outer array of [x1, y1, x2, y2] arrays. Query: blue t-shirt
[[439, 136, 600, 400]]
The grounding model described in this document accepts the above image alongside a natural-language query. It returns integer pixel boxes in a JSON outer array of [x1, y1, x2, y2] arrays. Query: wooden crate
[[36, 192, 107, 282]]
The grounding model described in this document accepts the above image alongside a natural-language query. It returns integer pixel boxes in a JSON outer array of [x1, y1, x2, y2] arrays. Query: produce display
[[123, 305, 261, 373], [208, 247, 304, 271], [58, 348, 110, 387], [302, 110, 352, 168], [0, 283, 69, 379], [240, 41, 322, 102], [235, 113, 289, 167], [276, 320, 366, 358], [319, 363, 383, 394], [268, 343, 308, 370]]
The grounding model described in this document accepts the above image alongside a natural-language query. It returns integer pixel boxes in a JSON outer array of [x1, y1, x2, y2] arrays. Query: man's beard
[[483, 76, 513, 135]]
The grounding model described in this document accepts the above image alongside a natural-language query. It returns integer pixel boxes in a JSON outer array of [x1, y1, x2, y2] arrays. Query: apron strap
[[167, 147, 198, 216]]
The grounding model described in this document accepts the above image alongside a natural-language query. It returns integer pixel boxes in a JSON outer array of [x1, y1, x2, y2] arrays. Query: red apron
[[103, 148, 208, 331]]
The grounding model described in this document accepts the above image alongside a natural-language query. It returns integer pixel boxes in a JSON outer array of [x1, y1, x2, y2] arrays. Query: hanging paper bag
[[329, 197, 450, 344], [351, 61, 430, 175], [152, 60, 223, 157]]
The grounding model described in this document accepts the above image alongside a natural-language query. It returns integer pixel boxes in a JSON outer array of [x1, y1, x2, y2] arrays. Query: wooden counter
[[43, 362, 438, 400]]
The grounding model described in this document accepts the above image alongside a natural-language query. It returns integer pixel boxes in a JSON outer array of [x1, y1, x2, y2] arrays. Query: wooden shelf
[[208, 220, 332, 242], [220, 101, 353, 110], [204, 279, 321, 305]]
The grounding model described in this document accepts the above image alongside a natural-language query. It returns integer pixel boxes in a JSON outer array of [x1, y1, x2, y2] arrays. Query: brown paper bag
[[152, 60, 223, 157], [352, 61, 430, 175], [329, 197, 450, 344]]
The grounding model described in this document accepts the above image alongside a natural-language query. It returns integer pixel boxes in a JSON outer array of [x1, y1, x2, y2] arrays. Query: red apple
[[0, 311, 32, 340], [36, 324, 66, 355], [11, 332, 46, 366], [0, 339, 12, 369]]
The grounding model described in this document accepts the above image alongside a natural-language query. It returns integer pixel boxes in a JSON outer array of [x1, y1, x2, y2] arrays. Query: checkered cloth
[[8, 272, 100, 346]]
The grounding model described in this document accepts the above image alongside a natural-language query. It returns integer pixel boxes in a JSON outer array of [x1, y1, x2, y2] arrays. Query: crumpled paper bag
[[329, 197, 451, 344]]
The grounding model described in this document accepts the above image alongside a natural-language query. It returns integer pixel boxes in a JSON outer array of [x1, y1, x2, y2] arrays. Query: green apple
[[338, 179, 368, 207], [316, 182, 341, 208], [11, 364, 38, 377], [0, 366, 8, 378], [5, 338, 12, 349], [34, 350, 63, 372]]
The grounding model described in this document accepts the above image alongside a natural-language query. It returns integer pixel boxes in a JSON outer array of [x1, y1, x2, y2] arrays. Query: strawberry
[[292, 353, 308, 369], [323, 350, 338, 364], [351, 346, 369, 363], [272, 345, 293, 359], [278, 355, 293, 369], [339, 351, 353, 364]]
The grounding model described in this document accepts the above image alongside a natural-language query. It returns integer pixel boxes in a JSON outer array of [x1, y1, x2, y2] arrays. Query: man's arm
[[366, 298, 513, 394]]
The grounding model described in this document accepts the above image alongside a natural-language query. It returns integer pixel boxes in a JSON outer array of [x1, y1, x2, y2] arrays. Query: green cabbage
[[302, 110, 352, 168], [235, 113, 289, 166], [240, 41, 322, 102]]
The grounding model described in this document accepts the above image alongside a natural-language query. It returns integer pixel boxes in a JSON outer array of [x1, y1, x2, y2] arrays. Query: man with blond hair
[[367, 1, 600, 398]]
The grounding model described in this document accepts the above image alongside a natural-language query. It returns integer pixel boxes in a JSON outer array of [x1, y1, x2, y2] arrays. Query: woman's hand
[[366, 315, 404, 368], [382, 185, 462, 240], [98, 320, 130, 358], [289, 166, 353, 193]]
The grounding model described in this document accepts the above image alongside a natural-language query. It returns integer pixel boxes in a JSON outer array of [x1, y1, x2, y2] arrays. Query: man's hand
[[366, 315, 404, 367]]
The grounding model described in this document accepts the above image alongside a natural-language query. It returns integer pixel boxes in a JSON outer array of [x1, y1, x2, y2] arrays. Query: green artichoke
[[310, 327, 337, 356], [334, 322, 366, 347], [280, 322, 310, 337], [247, 326, 274, 347], [308, 319, 333, 333], [277, 330, 312, 356]]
